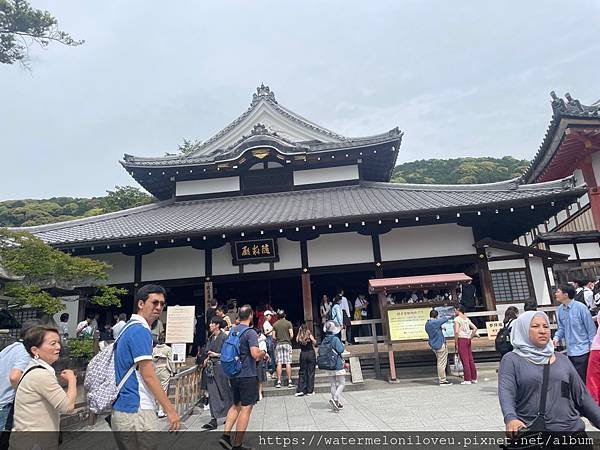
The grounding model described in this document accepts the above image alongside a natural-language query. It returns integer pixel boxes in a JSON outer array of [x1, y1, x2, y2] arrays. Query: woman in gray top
[[498, 310, 600, 437]]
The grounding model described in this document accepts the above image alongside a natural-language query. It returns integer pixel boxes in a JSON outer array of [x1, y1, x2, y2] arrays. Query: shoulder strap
[[114, 321, 144, 391], [16, 365, 45, 390], [537, 361, 551, 416], [116, 364, 137, 392]]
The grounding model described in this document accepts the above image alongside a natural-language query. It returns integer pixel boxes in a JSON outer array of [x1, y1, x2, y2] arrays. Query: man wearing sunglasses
[[112, 284, 181, 447]]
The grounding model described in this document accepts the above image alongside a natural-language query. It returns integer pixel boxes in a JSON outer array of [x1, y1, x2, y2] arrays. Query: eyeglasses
[[151, 300, 167, 307]]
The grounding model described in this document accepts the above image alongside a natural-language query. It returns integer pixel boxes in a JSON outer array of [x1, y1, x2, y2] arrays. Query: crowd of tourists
[[8, 276, 600, 448]]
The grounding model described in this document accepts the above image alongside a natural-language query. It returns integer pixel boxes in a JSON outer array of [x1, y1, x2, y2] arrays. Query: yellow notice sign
[[387, 307, 430, 341], [486, 321, 503, 340]]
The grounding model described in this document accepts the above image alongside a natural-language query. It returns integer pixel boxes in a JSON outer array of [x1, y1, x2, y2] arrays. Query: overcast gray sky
[[2, 0, 599, 200]]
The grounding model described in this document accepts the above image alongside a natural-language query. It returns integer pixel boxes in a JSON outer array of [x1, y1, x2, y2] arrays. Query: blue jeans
[[0, 403, 14, 431], [266, 335, 275, 372]]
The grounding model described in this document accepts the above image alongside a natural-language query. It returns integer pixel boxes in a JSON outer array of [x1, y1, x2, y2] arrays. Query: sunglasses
[[150, 300, 167, 307]]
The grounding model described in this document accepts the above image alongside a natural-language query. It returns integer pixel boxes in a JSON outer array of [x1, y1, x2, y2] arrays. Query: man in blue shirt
[[0, 319, 41, 448], [112, 284, 180, 447], [220, 305, 266, 450], [553, 284, 596, 382], [425, 310, 452, 386]]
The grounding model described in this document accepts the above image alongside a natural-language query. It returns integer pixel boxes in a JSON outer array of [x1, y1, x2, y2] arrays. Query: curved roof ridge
[[362, 175, 575, 192]]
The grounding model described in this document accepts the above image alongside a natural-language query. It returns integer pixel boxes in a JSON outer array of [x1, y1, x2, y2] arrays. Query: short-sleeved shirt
[[230, 324, 259, 378], [272, 319, 293, 345], [0, 342, 32, 406], [263, 320, 273, 336], [113, 315, 155, 413]]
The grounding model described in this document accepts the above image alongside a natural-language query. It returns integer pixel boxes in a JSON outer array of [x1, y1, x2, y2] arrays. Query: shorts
[[276, 343, 292, 365], [230, 376, 259, 406]]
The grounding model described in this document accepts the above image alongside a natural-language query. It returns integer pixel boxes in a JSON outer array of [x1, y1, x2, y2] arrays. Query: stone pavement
[[77, 363, 507, 432]]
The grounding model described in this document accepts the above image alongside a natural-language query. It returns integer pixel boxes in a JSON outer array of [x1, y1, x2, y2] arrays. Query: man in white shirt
[[112, 313, 127, 339], [338, 289, 353, 345], [584, 280, 595, 311], [75, 314, 93, 338]]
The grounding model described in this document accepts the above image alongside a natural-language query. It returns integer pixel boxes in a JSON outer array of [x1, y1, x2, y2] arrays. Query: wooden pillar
[[299, 240, 314, 334], [133, 253, 142, 311], [477, 251, 496, 311], [578, 159, 600, 231], [301, 273, 313, 333]]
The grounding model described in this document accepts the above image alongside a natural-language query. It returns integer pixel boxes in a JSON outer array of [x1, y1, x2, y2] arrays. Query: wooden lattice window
[[491, 270, 531, 303]]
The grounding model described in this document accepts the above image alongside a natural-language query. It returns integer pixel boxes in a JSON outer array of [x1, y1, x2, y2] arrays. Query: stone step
[[262, 380, 366, 397]]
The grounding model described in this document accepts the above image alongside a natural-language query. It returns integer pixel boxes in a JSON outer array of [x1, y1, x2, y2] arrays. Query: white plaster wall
[[529, 257, 551, 305], [379, 224, 475, 262], [548, 216, 558, 229], [556, 209, 568, 225], [274, 238, 301, 270], [577, 242, 600, 260], [547, 244, 576, 260], [87, 253, 134, 285], [176, 177, 240, 197], [592, 152, 600, 186], [141, 247, 204, 281], [244, 263, 270, 273], [212, 244, 238, 276], [488, 259, 526, 270], [53, 297, 80, 337], [293, 165, 359, 186], [488, 248, 518, 258], [308, 232, 373, 267], [581, 193, 590, 207]]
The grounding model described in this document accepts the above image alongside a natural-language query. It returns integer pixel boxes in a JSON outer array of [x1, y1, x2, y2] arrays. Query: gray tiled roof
[[20, 177, 581, 247]]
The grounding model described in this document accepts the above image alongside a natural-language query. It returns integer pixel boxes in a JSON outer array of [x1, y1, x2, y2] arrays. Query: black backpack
[[317, 337, 341, 370], [495, 321, 513, 355]]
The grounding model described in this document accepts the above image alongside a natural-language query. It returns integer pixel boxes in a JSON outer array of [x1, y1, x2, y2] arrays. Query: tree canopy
[[392, 156, 530, 184], [0, 186, 154, 227], [0, 228, 127, 314], [0, 0, 83, 67]]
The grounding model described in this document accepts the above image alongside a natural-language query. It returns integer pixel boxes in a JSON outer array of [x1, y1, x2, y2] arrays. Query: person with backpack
[[219, 305, 266, 450], [10, 325, 77, 450], [112, 284, 180, 445], [496, 307, 519, 358], [319, 320, 347, 412]]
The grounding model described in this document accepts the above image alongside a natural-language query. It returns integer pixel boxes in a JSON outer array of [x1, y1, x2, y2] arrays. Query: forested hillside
[[1, 157, 530, 227], [392, 156, 530, 184]]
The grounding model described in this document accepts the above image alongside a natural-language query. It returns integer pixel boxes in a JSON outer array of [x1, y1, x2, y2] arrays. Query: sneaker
[[219, 434, 232, 450], [294, 392, 305, 397], [439, 381, 453, 386], [275, 381, 281, 388], [460, 381, 472, 385], [328, 398, 339, 412], [157, 409, 166, 418], [203, 403, 211, 410], [287, 381, 294, 388], [306, 392, 315, 396], [335, 400, 343, 409], [202, 419, 218, 430], [471, 379, 478, 384]]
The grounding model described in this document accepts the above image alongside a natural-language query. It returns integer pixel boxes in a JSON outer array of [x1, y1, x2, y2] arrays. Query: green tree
[[0, 228, 125, 314], [177, 138, 202, 155], [102, 186, 154, 213], [0, 0, 83, 67]]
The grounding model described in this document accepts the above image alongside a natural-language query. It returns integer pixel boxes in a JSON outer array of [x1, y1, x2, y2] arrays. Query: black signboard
[[232, 238, 279, 265]]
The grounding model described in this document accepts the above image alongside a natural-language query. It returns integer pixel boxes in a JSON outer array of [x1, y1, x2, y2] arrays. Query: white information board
[[165, 305, 195, 343]]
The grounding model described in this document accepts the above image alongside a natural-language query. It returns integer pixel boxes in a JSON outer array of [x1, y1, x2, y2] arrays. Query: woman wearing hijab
[[498, 311, 600, 440]]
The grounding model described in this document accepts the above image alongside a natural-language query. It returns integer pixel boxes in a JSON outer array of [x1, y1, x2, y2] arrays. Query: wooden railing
[[350, 306, 560, 380], [171, 365, 201, 419]]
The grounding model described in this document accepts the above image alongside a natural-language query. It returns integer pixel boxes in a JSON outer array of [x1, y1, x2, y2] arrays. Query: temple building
[[516, 92, 600, 283], [22, 86, 586, 331]]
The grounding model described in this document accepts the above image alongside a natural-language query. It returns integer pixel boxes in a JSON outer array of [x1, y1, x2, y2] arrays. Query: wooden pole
[[301, 273, 313, 334]]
